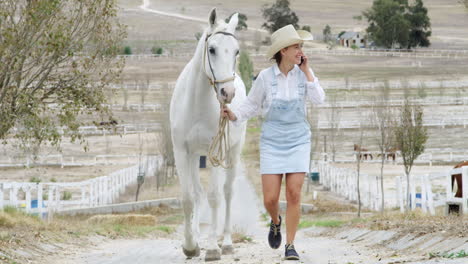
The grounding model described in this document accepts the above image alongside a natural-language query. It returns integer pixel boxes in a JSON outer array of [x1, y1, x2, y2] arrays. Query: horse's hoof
[[221, 245, 234, 255], [183, 244, 200, 258], [205, 249, 221, 261]]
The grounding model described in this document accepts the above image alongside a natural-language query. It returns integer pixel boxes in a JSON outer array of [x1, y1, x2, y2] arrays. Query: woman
[[222, 24, 325, 260]]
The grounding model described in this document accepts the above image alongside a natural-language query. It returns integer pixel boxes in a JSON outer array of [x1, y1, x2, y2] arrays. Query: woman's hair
[[273, 51, 282, 65]]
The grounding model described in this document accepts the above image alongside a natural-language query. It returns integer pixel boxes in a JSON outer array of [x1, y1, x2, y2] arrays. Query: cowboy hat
[[266, 24, 314, 59]]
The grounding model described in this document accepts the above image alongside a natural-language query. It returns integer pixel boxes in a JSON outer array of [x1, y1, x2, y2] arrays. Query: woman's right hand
[[221, 105, 237, 121]]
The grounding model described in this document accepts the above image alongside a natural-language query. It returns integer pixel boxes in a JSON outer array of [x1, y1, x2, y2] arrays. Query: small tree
[[0, 0, 126, 150], [238, 50, 254, 94], [152, 46, 163, 55], [371, 81, 396, 213], [124, 46, 132, 55], [225, 13, 248, 31], [394, 97, 428, 211], [326, 90, 342, 162], [261, 0, 299, 33], [323, 24, 332, 43]]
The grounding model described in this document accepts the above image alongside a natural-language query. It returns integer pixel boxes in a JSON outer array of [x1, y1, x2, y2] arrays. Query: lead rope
[[208, 102, 231, 169]]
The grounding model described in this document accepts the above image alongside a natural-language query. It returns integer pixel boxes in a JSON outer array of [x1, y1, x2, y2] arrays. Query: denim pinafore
[[260, 67, 311, 174]]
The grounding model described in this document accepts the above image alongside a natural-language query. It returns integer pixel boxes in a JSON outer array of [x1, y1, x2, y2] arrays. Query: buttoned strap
[[270, 67, 278, 97]]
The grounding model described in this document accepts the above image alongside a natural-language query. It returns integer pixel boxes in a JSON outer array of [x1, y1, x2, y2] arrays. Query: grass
[[298, 219, 344, 229], [429, 250, 468, 259]]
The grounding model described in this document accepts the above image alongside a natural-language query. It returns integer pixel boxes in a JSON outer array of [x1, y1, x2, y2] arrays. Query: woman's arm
[[299, 56, 325, 104], [223, 73, 265, 125]]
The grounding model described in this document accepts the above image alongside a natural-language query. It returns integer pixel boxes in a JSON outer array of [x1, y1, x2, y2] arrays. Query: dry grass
[[363, 210, 468, 237], [0, 205, 183, 263], [86, 214, 157, 226]]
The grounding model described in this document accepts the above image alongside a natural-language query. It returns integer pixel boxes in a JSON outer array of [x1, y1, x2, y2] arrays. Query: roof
[[339, 31, 359, 39]]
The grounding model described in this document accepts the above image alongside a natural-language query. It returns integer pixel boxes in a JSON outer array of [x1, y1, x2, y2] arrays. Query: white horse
[[169, 8, 247, 261]]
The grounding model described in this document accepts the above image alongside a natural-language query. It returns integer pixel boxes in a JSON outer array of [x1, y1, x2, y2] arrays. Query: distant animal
[[98, 119, 118, 126], [354, 144, 373, 160], [377, 146, 399, 162], [452, 161, 468, 198]]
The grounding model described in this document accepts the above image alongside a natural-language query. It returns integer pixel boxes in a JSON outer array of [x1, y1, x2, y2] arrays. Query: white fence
[[315, 161, 382, 211], [0, 154, 153, 168], [315, 162, 468, 214], [395, 166, 468, 215], [0, 155, 163, 215]]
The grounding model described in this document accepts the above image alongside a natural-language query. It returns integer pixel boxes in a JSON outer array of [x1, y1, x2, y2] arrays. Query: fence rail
[[0, 155, 163, 215]]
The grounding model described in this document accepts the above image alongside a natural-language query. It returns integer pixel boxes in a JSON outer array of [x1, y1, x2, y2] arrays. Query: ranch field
[[1, 1, 468, 263]]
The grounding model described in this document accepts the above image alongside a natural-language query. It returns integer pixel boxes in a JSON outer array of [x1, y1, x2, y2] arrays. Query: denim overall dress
[[260, 68, 311, 174]]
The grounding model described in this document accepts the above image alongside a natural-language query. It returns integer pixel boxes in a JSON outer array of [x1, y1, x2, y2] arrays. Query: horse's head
[[203, 8, 239, 104]]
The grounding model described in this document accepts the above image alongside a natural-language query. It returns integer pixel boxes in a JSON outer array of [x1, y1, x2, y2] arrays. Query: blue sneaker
[[268, 215, 282, 249], [285, 243, 300, 260]]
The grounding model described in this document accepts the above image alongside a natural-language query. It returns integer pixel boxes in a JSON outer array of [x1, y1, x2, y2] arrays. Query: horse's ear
[[208, 8, 217, 29], [227, 13, 239, 33]]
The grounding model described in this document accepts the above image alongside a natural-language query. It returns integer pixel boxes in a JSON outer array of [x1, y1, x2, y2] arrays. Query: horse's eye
[[236, 50, 239, 56], [209, 47, 215, 55]]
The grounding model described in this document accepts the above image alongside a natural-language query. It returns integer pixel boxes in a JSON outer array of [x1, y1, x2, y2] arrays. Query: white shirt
[[232, 64, 325, 125]]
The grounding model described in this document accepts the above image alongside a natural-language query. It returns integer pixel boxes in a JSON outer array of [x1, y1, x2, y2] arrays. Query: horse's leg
[[221, 145, 241, 255], [174, 150, 200, 258], [205, 166, 222, 261]]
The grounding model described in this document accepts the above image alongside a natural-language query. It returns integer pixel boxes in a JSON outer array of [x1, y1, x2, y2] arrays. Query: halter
[[203, 31, 237, 94]]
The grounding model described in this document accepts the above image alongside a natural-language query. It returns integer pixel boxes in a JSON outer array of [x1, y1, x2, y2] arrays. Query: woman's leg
[[285, 172, 305, 244], [262, 174, 283, 224]]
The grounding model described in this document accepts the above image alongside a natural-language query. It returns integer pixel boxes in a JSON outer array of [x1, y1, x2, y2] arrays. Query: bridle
[[203, 31, 237, 95]]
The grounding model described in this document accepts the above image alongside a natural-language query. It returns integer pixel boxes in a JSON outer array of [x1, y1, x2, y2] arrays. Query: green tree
[[0, 0, 126, 150], [363, 0, 410, 49], [406, 0, 431, 48], [301, 25, 311, 32], [261, 0, 299, 33], [394, 97, 428, 211], [363, 0, 431, 49], [225, 13, 248, 31], [323, 24, 332, 43], [460, 0, 468, 10], [238, 50, 254, 94]]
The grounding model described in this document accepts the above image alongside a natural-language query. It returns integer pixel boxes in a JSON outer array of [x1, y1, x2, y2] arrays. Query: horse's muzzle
[[219, 87, 235, 104]]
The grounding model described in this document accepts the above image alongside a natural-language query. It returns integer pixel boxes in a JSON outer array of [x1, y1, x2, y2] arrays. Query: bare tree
[[0, 0, 126, 149], [371, 81, 396, 213], [356, 119, 364, 218], [394, 97, 428, 211], [326, 91, 342, 161]]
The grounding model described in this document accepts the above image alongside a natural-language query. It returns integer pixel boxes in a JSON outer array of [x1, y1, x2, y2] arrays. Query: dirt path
[[138, 0, 267, 33], [41, 163, 466, 264]]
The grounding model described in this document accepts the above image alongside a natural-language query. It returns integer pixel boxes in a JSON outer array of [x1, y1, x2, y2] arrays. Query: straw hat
[[266, 24, 314, 59]]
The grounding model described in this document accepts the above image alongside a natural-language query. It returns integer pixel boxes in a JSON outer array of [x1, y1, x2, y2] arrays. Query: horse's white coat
[[169, 8, 247, 259]]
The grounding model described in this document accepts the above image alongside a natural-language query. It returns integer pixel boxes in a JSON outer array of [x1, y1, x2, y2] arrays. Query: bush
[[351, 44, 359, 50], [62, 191, 72, 200], [123, 46, 132, 55], [238, 50, 254, 93], [30, 177, 41, 183], [152, 46, 163, 55]]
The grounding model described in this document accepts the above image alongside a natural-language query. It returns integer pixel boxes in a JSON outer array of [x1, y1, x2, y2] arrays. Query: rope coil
[[208, 103, 231, 168]]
